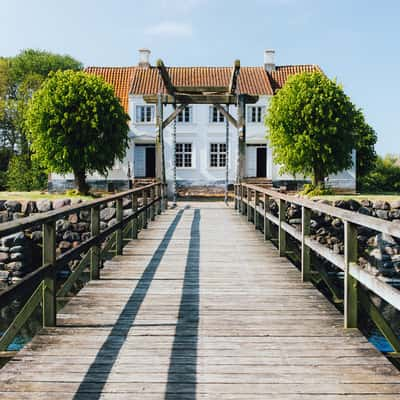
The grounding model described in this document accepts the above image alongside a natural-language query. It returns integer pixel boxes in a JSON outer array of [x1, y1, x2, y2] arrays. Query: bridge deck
[[0, 202, 399, 399]]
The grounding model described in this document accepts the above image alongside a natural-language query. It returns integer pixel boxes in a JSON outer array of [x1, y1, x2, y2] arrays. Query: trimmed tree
[[265, 71, 372, 187], [26, 70, 129, 194]]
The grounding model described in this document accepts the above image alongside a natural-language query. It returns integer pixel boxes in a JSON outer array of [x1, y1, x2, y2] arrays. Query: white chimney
[[138, 48, 151, 68], [264, 49, 275, 72]]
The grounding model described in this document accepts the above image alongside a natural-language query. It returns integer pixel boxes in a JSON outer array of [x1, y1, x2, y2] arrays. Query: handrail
[[0, 181, 168, 351], [234, 182, 400, 353]]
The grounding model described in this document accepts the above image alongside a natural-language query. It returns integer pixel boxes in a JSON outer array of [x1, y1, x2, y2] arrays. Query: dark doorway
[[145, 146, 156, 177], [256, 147, 267, 178]]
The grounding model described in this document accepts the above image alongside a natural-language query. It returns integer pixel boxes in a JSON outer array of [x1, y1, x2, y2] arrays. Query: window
[[176, 143, 192, 168], [176, 106, 192, 123], [247, 106, 265, 123], [209, 106, 225, 123], [210, 143, 227, 167], [135, 105, 154, 123]]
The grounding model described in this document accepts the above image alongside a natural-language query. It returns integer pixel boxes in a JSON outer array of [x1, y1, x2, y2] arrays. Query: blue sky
[[1, 0, 398, 155]]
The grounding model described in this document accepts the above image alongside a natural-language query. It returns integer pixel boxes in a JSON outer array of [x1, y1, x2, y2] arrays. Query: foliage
[[6, 153, 47, 191], [26, 70, 130, 194], [301, 183, 334, 197], [0, 49, 82, 151], [359, 154, 400, 193], [265, 71, 373, 187]]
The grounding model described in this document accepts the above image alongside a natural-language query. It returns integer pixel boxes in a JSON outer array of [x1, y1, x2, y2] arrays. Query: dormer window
[[247, 106, 265, 123], [176, 106, 192, 123], [136, 105, 154, 123], [209, 106, 225, 123]]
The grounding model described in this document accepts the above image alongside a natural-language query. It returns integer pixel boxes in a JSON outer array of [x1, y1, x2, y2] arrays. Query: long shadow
[[165, 208, 200, 399], [73, 209, 185, 399]]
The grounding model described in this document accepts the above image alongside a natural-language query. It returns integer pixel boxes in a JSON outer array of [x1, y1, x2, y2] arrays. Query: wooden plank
[[1, 203, 399, 399], [156, 59, 175, 95], [229, 60, 240, 94]]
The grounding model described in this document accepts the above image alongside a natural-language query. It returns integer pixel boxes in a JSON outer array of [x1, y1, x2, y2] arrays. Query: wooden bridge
[[0, 182, 400, 399]]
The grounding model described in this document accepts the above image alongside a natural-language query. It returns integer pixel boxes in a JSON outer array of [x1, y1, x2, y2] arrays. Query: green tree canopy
[[26, 70, 130, 194], [265, 71, 374, 187]]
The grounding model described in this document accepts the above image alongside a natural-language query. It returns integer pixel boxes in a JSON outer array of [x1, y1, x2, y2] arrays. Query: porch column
[[236, 94, 246, 182], [156, 94, 165, 183]]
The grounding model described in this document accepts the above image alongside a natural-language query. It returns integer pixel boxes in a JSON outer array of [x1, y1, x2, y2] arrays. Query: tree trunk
[[312, 166, 325, 187], [73, 169, 89, 195]]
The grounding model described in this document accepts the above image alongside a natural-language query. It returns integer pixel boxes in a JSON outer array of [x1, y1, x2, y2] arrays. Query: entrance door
[[256, 147, 267, 178], [145, 146, 156, 178]]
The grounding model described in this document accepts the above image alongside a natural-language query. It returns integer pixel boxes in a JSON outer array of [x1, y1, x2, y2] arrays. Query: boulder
[[63, 231, 81, 242], [36, 199, 52, 212], [74, 222, 90, 232], [375, 209, 389, 220], [79, 210, 91, 222], [13, 212, 26, 220], [53, 199, 70, 209], [0, 210, 10, 223], [360, 199, 373, 208], [68, 213, 79, 224], [100, 207, 116, 222], [373, 200, 390, 210], [4, 200, 21, 213], [123, 197, 132, 208], [56, 219, 71, 232], [81, 232, 91, 242], [9, 245, 24, 253], [21, 201, 37, 214], [358, 207, 372, 216], [0, 252, 9, 263], [391, 200, 400, 209], [5, 261, 24, 271], [108, 218, 117, 227], [31, 231, 43, 243], [10, 252, 24, 261], [100, 221, 108, 231], [58, 241, 72, 252]]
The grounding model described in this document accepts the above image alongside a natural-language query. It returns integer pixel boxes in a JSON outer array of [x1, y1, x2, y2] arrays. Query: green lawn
[[313, 193, 400, 202], [0, 191, 96, 201]]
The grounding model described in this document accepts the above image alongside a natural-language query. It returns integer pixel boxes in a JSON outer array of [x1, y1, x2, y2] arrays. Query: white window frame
[[176, 106, 193, 124], [209, 106, 225, 123], [247, 106, 265, 123], [209, 142, 227, 168], [175, 142, 193, 168], [135, 105, 155, 123]]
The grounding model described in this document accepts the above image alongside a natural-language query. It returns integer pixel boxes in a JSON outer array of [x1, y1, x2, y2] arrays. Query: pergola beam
[[162, 104, 186, 129], [144, 94, 259, 105], [214, 104, 238, 129], [175, 86, 228, 94], [156, 59, 175, 95], [229, 60, 240, 95]]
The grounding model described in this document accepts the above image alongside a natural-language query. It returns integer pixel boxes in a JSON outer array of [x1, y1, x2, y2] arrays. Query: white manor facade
[[49, 50, 356, 193]]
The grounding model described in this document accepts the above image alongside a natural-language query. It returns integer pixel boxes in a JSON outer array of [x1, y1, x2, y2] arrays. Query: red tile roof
[[85, 64, 321, 111], [85, 66, 136, 112]]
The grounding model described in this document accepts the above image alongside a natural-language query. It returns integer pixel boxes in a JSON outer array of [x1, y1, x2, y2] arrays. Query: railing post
[[264, 193, 271, 241], [90, 206, 100, 280], [254, 190, 260, 229], [143, 189, 148, 229], [242, 185, 246, 215], [301, 206, 311, 282], [278, 198, 287, 257], [116, 198, 123, 255], [150, 186, 155, 221], [164, 183, 168, 210], [247, 188, 252, 222], [131, 193, 138, 239], [42, 220, 56, 327], [344, 221, 358, 329], [157, 184, 162, 215]]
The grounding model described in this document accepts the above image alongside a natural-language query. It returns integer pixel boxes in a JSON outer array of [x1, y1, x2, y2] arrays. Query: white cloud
[[145, 21, 193, 37]]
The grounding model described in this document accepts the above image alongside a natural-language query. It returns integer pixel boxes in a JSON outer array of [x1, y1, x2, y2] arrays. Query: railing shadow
[[72, 209, 185, 399], [165, 208, 200, 399]]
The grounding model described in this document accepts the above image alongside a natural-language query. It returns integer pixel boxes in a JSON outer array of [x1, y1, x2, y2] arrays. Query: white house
[[49, 49, 356, 193]]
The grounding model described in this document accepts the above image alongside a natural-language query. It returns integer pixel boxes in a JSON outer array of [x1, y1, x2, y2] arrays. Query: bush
[[7, 153, 47, 191], [359, 155, 400, 193], [301, 183, 334, 197]]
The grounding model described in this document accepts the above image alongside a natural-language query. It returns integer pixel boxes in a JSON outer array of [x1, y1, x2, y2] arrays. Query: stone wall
[[0, 197, 134, 287], [267, 198, 400, 279]]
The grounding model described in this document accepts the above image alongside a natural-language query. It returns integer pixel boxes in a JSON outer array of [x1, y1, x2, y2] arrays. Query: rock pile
[[267, 198, 400, 279], [0, 197, 135, 287]]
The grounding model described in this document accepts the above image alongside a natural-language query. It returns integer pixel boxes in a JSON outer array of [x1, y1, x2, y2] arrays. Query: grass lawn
[[313, 193, 400, 202], [0, 191, 96, 201]]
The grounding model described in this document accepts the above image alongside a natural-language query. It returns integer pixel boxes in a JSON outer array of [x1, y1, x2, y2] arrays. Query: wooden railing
[[0, 182, 168, 351], [234, 182, 400, 355]]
